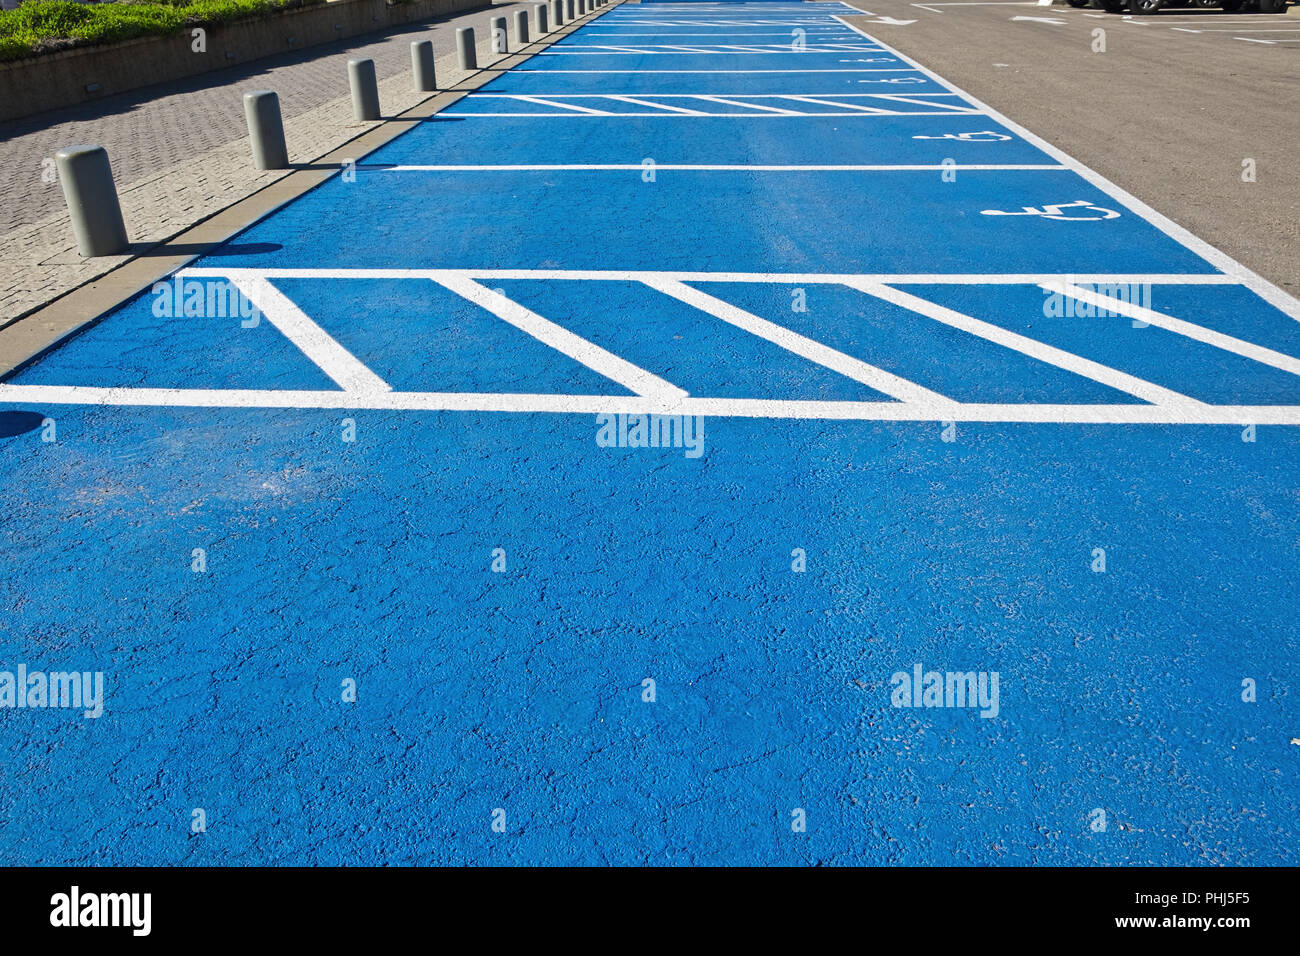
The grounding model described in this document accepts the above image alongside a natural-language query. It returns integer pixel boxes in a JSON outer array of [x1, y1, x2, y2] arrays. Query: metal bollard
[[490, 16, 508, 54], [536, 3, 548, 33], [457, 26, 477, 70], [55, 146, 129, 258], [243, 90, 288, 171], [348, 58, 380, 121], [515, 9, 529, 45], [411, 39, 436, 92]]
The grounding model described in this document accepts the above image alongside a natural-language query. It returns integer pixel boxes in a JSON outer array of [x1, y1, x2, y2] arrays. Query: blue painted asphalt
[[0, 2, 1296, 865]]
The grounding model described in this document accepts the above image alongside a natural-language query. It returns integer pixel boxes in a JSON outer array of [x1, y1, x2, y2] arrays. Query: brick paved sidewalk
[[0, 1, 547, 328]]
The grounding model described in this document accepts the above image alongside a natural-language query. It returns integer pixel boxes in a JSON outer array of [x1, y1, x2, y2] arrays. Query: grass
[[0, 0, 327, 63]]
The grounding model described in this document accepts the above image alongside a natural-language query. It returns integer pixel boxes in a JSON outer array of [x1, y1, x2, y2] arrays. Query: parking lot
[[0, 1, 1296, 866]]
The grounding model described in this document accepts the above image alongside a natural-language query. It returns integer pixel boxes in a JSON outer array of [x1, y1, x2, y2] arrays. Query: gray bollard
[[411, 39, 436, 92], [552, 0, 564, 25], [515, 10, 529, 44], [243, 90, 288, 171], [490, 16, 508, 54], [55, 146, 129, 258], [457, 27, 477, 70], [536, 3, 548, 33], [348, 58, 380, 121]]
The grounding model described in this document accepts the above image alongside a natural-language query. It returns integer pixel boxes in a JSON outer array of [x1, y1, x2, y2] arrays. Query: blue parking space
[[373, 115, 1056, 166], [1, 1, 1297, 866]]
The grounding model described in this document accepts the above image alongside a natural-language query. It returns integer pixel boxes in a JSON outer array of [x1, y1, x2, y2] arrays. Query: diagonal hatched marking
[[1055, 284, 1300, 379], [227, 276, 390, 395], [432, 276, 688, 401], [644, 277, 958, 410], [849, 281, 1207, 410]]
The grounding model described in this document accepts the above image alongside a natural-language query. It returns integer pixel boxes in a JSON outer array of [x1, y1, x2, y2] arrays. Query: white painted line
[[1056, 284, 1300, 378], [182, 267, 1236, 286], [538, 48, 887, 55], [6, 384, 1300, 425], [833, 15, 1300, 324], [849, 281, 1207, 410], [776, 94, 893, 112], [503, 95, 612, 114], [430, 275, 687, 401], [579, 32, 869, 37], [445, 111, 985, 118], [225, 276, 390, 395], [670, 95, 793, 114], [644, 277, 959, 409], [470, 91, 936, 99], [373, 163, 1067, 172], [602, 94, 708, 114], [511, 69, 906, 73]]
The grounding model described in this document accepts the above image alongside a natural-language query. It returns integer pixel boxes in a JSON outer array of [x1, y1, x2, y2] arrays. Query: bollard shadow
[[363, 113, 470, 123], [0, 411, 47, 439], [129, 241, 283, 258]]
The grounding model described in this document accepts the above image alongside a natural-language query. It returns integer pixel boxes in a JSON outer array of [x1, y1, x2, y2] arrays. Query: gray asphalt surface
[[843, 0, 1299, 297]]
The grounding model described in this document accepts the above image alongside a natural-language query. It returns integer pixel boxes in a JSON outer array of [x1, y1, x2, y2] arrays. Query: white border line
[[182, 268, 1232, 285], [4, 383, 1299, 425], [373, 164, 1067, 171]]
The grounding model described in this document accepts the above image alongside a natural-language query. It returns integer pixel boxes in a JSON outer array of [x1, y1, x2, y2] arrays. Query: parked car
[[1081, 0, 1289, 12]]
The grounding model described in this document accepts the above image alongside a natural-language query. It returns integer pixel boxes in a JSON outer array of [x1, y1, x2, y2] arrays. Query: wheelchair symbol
[[913, 130, 1013, 142], [980, 200, 1120, 222]]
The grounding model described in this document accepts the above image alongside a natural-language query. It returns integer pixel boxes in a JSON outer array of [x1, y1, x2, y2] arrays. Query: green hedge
[[0, 0, 327, 63]]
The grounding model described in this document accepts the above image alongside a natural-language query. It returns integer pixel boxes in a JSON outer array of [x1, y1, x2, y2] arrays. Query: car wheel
[[1259, 0, 1286, 11], [1128, 0, 1162, 11], [1191, 0, 1219, 6]]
